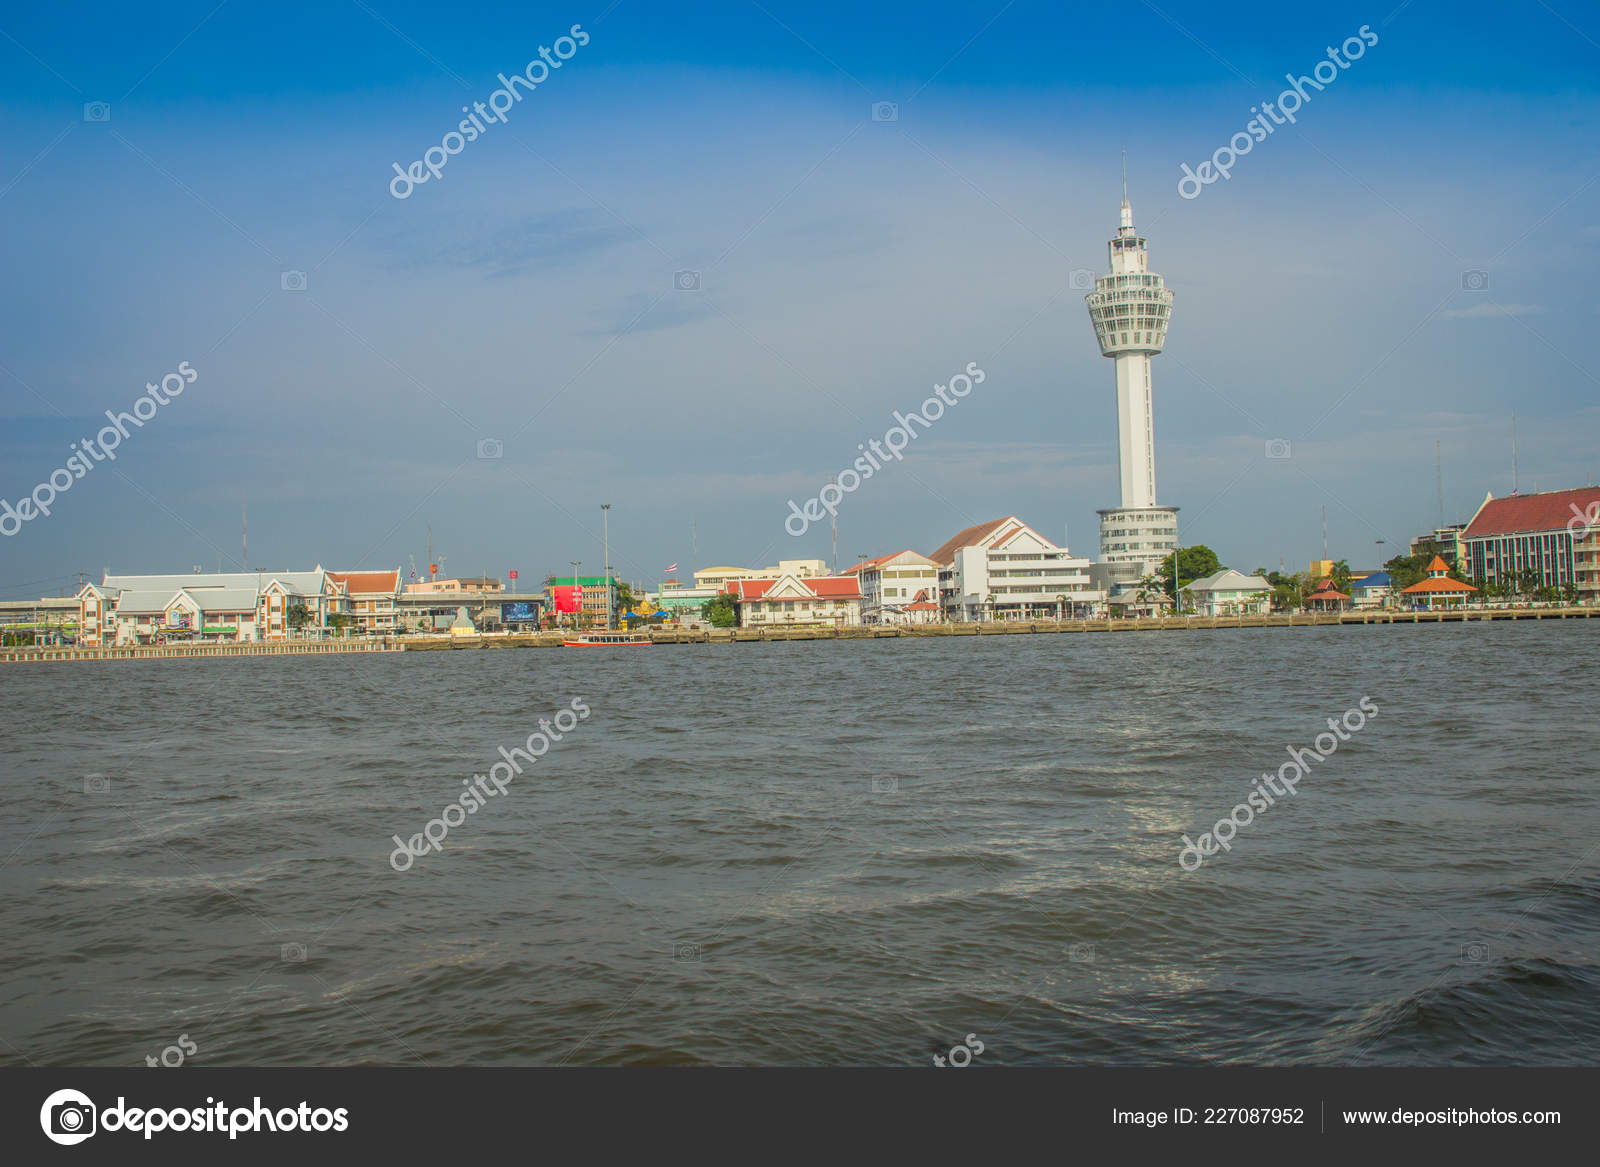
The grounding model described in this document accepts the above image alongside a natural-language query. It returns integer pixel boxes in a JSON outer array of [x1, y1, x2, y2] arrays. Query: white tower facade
[[1086, 168, 1178, 584]]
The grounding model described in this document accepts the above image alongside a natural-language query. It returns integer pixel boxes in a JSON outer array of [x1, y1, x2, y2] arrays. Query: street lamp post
[[570, 560, 581, 631], [601, 503, 611, 630]]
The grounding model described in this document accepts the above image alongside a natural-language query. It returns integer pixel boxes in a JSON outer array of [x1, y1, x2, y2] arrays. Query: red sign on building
[[552, 585, 583, 613]]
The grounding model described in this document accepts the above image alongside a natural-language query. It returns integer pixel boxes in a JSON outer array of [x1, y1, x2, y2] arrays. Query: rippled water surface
[[3, 624, 1597, 1065]]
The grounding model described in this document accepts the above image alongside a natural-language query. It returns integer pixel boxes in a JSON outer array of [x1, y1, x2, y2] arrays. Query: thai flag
[[664, 563, 678, 573]]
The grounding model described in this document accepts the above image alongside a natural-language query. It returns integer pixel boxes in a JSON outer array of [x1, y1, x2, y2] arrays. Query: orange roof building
[[1399, 556, 1478, 609]]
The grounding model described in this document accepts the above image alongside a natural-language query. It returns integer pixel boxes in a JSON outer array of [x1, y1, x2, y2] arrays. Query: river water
[[3, 623, 1597, 1065]]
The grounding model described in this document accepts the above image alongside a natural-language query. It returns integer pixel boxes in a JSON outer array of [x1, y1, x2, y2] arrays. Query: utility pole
[[1512, 411, 1519, 494], [830, 475, 837, 575], [1436, 440, 1445, 532], [570, 561, 581, 631], [242, 496, 247, 570], [601, 503, 612, 629]]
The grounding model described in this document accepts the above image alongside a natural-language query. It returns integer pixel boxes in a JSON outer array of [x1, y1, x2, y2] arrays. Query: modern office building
[[1459, 486, 1600, 601], [1085, 165, 1178, 592], [930, 516, 1102, 621]]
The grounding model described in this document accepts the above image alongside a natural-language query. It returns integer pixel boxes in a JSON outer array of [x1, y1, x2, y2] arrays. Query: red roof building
[[328, 568, 403, 633], [723, 573, 865, 627], [1459, 487, 1600, 603], [1303, 582, 1351, 612]]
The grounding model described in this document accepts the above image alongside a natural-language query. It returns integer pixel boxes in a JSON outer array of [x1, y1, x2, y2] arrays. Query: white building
[[1180, 568, 1270, 616], [930, 516, 1103, 621], [78, 568, 341, 645], [845, 550, 941, 624], [1085, 162, 1179, 593], [725, 573, 864, 626]]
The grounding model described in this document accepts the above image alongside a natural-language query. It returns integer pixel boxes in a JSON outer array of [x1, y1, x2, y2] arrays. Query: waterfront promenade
[[5, 605, 1593, 662]]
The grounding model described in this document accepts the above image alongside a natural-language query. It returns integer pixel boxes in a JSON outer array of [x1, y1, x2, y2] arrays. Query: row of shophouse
[[76, 568, 406, 645]]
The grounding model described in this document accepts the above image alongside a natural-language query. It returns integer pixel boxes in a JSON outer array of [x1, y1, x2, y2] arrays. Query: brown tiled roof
[[928, 518, 1013, 566]]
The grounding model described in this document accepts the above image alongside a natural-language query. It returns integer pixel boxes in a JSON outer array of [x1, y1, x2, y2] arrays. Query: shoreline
[[4, 605, 1596, 662]]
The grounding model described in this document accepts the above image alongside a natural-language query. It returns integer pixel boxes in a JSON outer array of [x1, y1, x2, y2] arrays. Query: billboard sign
[[502, 602, 538, 623], [552, 586, 583, 613]]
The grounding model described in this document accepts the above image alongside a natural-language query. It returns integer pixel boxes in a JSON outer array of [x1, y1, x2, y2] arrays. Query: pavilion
[[1400, 556, 1478, 610], [1303, 581, 1351, 612]]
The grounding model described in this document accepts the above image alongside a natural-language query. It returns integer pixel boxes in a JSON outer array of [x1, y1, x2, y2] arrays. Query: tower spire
[[1119, 149, 1132, 230]]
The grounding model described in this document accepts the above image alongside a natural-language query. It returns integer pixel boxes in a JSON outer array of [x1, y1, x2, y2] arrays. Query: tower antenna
[[242, 495, 247, 569], [1121, 148, 1128, 206]]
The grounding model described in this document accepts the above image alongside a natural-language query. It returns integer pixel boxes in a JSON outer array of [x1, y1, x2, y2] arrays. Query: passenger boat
[[561, 630, 651, 647]]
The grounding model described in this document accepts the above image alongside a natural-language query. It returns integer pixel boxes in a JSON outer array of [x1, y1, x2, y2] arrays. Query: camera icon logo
[[280, 270, 307, 292], [1068, 268, 1096, 291], [1461, 941, 1490, 963], [281, 942, 308, 963], [871, 101, 899, 122], [1068, 942, 1096, 964], [476, 437, 504, 460], [83, 102, 111, 122], [1461, 269, 1489, 291], [871, 776, 899, 794], [673, 269, 700, 291], [84, 775, 110, 794], [932, 1033, 983, 1067], [674, 942, 701, 963], [40, 1089, 97, 1145], [1265, 438, 1292, 460]]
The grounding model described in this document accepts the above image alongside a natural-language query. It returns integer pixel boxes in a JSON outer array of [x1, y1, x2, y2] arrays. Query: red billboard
[[552, 585, 583, 613]]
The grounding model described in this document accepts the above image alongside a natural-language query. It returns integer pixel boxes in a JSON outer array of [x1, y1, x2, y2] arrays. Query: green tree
[[1161, 546, 1223, 601], [702, 593, 738, 628], [1330, 559, 1353, 594], [286, 602, 312, 631], [613, 579, 636, 613], [327, 613, 351, 637]]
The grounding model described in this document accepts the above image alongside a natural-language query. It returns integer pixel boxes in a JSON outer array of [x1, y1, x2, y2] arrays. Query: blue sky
[[2, 0, 1598, 595]]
